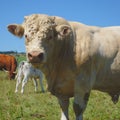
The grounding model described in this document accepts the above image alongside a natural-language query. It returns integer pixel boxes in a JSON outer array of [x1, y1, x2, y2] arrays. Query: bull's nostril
[[38, 53, 44, 60], [28, 53, 33, 59]]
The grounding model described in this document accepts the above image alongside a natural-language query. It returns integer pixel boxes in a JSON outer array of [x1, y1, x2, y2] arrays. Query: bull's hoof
[[111, 94, 119, 104]]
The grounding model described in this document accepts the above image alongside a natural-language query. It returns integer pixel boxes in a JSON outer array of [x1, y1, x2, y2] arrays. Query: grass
[[15, 54, 27, 64], [0, 71, 120, 120]]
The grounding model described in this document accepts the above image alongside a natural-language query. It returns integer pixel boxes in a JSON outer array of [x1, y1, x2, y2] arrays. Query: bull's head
[[3, 69, 16, 80], [7, 14, 73, 68], [10, 72, 16, 80]]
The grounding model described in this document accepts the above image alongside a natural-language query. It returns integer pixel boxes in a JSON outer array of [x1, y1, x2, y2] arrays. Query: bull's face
[[24, 15, 55, 66], [7, 14, 72, 68]]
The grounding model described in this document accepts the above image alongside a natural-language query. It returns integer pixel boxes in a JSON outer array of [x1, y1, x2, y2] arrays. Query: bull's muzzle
[[28, 51, 44, 63]]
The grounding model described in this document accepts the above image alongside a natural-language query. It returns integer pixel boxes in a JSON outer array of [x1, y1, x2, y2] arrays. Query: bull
[[7, 14, 120, 120], [0, 54, 17, 80]]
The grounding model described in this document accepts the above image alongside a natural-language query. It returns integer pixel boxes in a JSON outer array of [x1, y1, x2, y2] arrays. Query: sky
[[0, 0, 120, 52]]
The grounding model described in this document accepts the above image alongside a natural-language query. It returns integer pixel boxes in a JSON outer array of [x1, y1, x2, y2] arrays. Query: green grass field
[[0, 69, 120, 120]]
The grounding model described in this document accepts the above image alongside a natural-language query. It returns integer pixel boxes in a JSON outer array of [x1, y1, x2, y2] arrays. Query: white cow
[[15, 61, 45, 93]]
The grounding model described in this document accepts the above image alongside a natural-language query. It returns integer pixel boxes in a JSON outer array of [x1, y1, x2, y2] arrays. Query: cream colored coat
[[8, 14, 120, 120]]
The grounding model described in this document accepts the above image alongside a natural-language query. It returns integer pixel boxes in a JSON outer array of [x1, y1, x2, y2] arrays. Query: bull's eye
[[25, 34, 31, 44]]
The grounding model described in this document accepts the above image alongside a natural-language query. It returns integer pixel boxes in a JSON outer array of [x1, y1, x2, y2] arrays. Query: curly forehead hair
[[23, 14, 55, 27]]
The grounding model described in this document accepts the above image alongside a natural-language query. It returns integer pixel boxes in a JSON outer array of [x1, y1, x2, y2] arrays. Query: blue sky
[[1, 0, 120, 52]]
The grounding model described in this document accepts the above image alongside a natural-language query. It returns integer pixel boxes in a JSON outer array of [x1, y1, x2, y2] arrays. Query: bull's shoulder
[[103, 26, 120, 30], [69, 21, 100, 44], [69, 21, 100, 32], [69, 22, 100, 66]]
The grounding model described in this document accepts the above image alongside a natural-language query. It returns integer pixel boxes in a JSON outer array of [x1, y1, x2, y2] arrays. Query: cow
[[0, 54, 17, 80], [7, 14, 120, 120], [15, 60, 45, 93]]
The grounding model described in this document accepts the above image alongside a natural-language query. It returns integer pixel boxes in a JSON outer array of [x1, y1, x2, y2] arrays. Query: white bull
[[15, 61, 45, 93], [8, 14, 120, 120]]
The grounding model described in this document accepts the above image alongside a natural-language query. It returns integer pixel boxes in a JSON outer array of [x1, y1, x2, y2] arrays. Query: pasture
[[0, 55, 120, 120]]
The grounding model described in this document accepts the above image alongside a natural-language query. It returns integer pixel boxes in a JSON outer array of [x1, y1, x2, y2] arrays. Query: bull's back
[[0, 54, 17, 71], [0, 54, 10, 70]]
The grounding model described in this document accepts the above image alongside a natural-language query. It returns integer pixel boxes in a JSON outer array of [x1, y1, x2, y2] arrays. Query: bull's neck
[[49, 39, 75, 71], [44, 39, 76, 93]]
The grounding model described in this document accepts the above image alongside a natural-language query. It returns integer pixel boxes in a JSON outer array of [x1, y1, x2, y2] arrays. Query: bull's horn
[[13, 71, 17, 74], [2, 68, 9, 73]]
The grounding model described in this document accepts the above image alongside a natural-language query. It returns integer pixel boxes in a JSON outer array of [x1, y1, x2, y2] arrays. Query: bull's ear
[[56, 25, 72, 37], [7, 24, 24, 38]]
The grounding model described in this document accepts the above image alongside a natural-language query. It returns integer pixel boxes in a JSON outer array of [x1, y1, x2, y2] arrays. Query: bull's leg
[[73, 92, 90, 120], [58, 97, 69, 120], [21, 77, 28, 93], [39, 75, 45, 92], [15, 76, 22, 93], [73, 77, 91, 120], [32, 78, 38, 92]]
